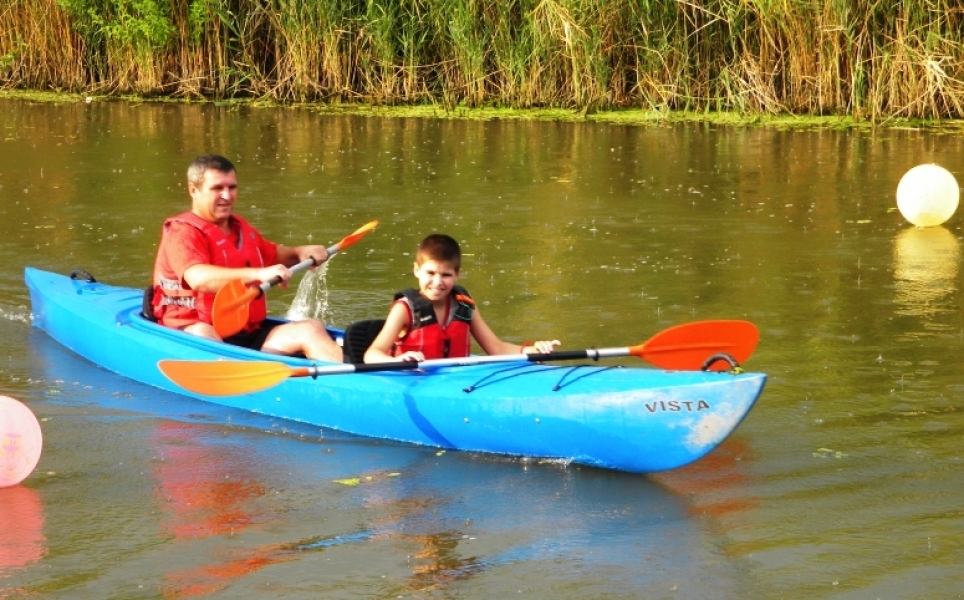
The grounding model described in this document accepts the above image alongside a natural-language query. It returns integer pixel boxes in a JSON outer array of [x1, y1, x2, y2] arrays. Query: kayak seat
[[342, 319, 386, 364], [141, 285, 159, 322]]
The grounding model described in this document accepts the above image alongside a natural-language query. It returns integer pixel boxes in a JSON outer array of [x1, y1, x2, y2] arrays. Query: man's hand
[[296, 245, 330, 267]]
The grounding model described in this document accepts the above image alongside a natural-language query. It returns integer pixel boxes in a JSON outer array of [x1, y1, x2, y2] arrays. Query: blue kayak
[[25, 267, 766, 473]]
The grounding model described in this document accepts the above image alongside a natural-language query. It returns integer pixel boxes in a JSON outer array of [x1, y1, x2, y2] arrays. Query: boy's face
[[414, 259, 460, 302]]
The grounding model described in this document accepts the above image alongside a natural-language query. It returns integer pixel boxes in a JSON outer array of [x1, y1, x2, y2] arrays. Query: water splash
[[0, 307, 32, 325], [286, 263, 331, 322]]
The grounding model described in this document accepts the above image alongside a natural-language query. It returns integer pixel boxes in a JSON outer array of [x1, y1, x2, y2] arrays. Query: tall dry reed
[[2, 0, 963, 120]]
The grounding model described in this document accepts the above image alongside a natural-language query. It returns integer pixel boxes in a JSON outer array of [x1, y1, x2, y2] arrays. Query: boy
[[364, 234, 560, 363]]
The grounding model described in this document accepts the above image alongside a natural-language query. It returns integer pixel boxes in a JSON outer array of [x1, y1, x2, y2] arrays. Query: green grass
[[6, 88, 964, 132]]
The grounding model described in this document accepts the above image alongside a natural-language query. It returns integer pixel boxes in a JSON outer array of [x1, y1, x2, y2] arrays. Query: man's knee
[[183, 322, 221, 341], [308, 319, 330, 336], [263, 320, 321, 348], [263, 320, 341, 362]]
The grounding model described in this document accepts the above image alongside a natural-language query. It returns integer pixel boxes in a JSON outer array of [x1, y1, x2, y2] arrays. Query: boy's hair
[[187, 154, 235, 186], [416, 234, 461, 271]]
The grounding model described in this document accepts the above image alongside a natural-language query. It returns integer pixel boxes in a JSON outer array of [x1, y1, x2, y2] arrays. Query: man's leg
[[261, 319, 343, 363], [183, 322, 222, 341]]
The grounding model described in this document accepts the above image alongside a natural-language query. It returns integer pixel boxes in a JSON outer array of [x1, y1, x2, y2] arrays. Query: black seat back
[[141, 286, 159, 322], [342, 319, 386, 363]]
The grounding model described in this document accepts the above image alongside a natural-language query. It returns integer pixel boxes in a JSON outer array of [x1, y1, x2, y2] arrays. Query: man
[[150, 154, 343, 362]]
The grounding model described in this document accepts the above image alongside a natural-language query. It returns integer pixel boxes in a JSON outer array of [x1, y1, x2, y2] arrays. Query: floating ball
[[896, 164, 959, 227], [0, 396, 43, 488]]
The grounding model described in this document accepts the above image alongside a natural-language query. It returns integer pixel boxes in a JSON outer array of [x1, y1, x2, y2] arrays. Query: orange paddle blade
[[330, 220, 378, 254], [212, 278, 256, 339], [633, 320, 759, 371], [158, 360, 307, 396]]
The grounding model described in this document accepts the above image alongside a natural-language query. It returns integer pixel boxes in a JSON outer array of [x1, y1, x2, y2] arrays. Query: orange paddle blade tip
[[354, 220, 378, 234], [335, 220, 378, 251], [639, 320, 759, 371], [158, 360, 295, 396]]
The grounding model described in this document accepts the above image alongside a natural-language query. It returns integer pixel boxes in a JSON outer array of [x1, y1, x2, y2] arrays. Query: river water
[[2, 99, 964, 598]]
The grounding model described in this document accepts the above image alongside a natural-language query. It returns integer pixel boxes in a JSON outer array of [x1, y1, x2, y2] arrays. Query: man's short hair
[[187, 154, 235, 186], [417, 234, 461, 271]]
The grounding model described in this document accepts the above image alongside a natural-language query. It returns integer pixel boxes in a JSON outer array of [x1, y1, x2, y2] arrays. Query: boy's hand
[[523, 340, 561, 354], [396, 351, 425, 362]]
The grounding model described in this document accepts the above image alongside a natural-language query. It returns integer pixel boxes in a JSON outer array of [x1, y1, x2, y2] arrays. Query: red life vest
[[392, 286, 474, 359], [151, 212, 269, 330]]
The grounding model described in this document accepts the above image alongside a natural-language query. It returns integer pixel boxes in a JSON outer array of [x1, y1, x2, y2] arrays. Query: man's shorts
[[223, 320, 284, 351]]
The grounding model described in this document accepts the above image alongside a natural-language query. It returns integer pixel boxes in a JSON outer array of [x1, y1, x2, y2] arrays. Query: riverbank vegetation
[[3, 0, 964, 123]]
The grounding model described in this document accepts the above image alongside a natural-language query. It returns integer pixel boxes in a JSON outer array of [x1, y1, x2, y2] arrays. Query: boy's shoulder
[[452, 285, 473, 305], [392, 285, 473, 303], [392, 286, 475, 328]]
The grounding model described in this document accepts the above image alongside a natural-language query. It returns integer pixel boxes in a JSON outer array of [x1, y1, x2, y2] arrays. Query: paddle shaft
[[254, 257, 314, 296], [222, 238, 353, 312], [158, 348, 641, 396], [287, 347, 638, 378], [159, 320, 759, 396], [254, 236, 347, 296]]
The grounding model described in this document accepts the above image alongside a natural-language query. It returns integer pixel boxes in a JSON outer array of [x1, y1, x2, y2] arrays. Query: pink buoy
[[0, 396, 43, 488]]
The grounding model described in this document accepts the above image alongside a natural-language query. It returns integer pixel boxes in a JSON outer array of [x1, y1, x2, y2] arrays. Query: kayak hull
[[25, 267, 766, 473]]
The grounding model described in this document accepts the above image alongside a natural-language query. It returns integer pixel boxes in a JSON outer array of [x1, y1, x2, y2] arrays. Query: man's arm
[[183, 263, 294, 293], [181, 239, 328, 293], [276, 244, 330, 268]]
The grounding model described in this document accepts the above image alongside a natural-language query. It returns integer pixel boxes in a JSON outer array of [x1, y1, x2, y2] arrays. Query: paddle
[[212, 220, 378, 338], [158, 320, 758, 396]]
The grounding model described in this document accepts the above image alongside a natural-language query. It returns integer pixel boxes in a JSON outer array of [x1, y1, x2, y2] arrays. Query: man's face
[[190, 169, 237, 224]]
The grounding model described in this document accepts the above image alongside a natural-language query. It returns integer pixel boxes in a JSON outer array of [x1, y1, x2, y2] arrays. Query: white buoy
[[896, 164, 959, 227]]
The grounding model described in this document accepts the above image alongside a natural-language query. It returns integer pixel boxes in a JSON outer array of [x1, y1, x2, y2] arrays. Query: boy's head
[[416, 234, 461, 272], [413, 235, 461, 301]]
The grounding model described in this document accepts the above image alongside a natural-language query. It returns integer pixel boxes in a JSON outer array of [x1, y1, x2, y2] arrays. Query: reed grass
[[0, 0, 87, 91], [2, 0, 963, 120]]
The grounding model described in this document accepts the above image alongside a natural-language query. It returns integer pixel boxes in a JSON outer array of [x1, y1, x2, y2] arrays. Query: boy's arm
[[363, 303, 414, 363], [470, 308, 560, 355]]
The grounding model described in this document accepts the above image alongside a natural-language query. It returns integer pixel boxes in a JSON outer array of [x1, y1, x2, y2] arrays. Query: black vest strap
[[394, 286, 474, 331]]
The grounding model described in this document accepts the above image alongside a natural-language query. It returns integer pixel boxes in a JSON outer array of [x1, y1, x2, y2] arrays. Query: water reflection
[[336, 456, 727, 595], [151, 421, 288, 597], [152, 422, 268, 539], [893, 226, 960, 318], [0, 485, 46, 580], [654, 436, 758, 523], [145, 431, 724, 596]]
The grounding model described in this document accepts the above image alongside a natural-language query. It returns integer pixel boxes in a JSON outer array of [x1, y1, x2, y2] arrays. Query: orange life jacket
[[391, 286, 474, 359], [151, 212, 269, 330]]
